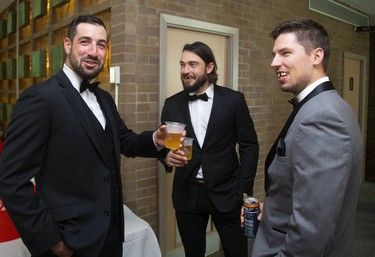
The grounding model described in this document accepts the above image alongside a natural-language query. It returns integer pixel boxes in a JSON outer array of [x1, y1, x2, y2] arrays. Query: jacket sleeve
[[236, 93, 259, 196], [0, 86, 62, 255]]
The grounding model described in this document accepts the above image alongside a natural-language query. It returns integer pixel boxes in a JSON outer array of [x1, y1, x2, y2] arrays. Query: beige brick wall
[[108, 0, 370, 233]]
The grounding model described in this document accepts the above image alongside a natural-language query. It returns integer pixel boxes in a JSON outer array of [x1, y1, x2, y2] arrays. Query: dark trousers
[[176, 185, 248, 257]]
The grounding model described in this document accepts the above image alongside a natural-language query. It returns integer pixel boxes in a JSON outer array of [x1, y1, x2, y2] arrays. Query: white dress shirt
[[63, 64, 106, 129], [189, 84, 214, 179]]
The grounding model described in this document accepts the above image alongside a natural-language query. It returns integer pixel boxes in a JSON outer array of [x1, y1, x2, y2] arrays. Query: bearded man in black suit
[[161, 41, 259, 257]]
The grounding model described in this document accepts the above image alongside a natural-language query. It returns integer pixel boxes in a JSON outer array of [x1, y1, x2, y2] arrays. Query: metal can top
[[244, 197, 259, 208]]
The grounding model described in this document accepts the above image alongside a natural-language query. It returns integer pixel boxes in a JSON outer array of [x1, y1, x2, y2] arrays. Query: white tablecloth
[[0, 238, 30, 257], [0, 205, 161, 257], [123, 205, 161, 257]]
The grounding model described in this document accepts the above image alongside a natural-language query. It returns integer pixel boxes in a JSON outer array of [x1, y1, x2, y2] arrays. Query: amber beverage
[[165, 122, 186, 150], [165, 132, 183, 149], [183, 137, 194, 160]]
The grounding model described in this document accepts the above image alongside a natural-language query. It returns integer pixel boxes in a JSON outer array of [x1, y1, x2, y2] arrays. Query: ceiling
[[342, 0, 375, 25], [0, 0, 374, 26]]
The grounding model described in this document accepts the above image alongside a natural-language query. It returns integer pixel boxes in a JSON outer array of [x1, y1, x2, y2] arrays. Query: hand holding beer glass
[[165, 121, 186, 150]]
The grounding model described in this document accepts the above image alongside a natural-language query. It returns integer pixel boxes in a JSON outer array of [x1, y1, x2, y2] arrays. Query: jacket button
[[104, 177, 110, 183], [104, 210, 110, 216]]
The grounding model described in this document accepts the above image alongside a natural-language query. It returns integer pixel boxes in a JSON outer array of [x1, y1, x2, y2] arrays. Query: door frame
[[343, 52, 367, 181]]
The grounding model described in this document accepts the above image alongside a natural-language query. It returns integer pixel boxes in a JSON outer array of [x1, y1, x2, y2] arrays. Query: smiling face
[[64, 23, 108, 80], [179, 50, 214, 94], [271, 32, 324, 96]]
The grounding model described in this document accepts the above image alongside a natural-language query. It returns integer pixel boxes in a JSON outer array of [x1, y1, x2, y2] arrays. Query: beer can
[[243, 196, 260, 239]]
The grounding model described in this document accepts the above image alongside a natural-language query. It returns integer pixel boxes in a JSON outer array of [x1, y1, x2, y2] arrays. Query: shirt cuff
[[153, 131, 164, 151]]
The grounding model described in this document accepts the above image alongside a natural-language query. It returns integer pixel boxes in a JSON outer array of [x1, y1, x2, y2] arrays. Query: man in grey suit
[[249, 19, 362, 257]]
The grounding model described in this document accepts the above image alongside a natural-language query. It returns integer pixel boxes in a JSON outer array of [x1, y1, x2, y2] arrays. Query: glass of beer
[[183, 137, 194, 160], [165, 121, 186, 149]]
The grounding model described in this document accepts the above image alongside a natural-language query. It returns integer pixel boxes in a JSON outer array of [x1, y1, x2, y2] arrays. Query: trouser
[[176, 184, 248, 257]]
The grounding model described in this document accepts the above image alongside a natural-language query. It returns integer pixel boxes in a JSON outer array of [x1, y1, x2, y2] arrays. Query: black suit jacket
[[161, 85, 259, 212], [0, 70, 159, 257]]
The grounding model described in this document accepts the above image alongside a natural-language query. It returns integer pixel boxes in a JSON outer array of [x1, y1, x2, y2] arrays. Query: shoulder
[[20, 76, 59, 97], [165, 90, 186, 102], [215, 84, 243, 96], [214, 85, 245, 102]]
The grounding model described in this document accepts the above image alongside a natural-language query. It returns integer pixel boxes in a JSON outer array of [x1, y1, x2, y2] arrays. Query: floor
[[209, 181, 375, 257]]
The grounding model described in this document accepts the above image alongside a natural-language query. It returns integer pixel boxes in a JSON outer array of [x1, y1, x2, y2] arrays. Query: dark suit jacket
[[161, 85, 259, 213], [0, 70, 159, 257]]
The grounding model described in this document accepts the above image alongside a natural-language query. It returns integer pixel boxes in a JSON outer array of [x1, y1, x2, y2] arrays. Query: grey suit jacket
[[252, 88, 362, 257]]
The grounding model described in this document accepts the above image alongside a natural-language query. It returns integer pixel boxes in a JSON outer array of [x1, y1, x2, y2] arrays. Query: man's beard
[[69, 54, 103, 80], [182, 75, 207, 93]]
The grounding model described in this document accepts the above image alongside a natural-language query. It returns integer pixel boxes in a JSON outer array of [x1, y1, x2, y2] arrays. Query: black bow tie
[[189, 93, 208, 102], [80, 80, 100, 93], [288, 97, 298, 108]]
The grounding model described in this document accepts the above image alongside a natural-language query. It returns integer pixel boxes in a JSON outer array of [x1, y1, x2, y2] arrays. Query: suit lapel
[[202, 85, 224, 147], [55, 70, 110, 167], [264, 81, 335, 192], [180, 96, 198, 144]]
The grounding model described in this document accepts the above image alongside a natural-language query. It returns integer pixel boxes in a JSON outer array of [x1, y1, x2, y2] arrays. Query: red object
[[0, 200, 20, 242], [0, 140, 4, 155]]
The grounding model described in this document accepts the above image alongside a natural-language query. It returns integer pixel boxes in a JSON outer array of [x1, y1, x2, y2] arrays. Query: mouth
[[277, 71, 288, 78], [83, 59, 99, 68], [182, 74, 195, 83]]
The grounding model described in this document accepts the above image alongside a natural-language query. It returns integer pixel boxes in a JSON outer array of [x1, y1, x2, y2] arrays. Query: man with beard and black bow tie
[[0, 15, 169, 257], [160, 41, 259, 257]]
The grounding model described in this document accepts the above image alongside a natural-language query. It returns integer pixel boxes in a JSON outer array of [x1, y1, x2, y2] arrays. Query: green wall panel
[[18, 55, 30, 78], [18, 1, 30, 28], [51, 44, 64, 75], [32, 0, 47, 19], [7, 58, 16, 79], [32, 50, 46, 78]]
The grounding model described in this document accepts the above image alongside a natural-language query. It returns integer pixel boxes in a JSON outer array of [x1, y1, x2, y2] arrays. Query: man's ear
[[64, 38, 72, 55], [312, 47, 324, 66], [206, 62, 215, 74]]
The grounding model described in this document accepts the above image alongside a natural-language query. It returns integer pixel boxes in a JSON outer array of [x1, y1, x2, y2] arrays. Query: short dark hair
[[182, 41, 218, 84], [270, 19, 330, 72], [67, 15, 108, 42]]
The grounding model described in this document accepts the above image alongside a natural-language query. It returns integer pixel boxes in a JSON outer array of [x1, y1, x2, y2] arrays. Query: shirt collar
[[296, 76, 329, 102], [202, 84, 214, 99], [63, 64, 83, 93]]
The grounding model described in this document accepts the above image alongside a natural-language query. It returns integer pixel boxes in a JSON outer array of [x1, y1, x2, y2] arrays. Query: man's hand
[[154, 125, 186, 148], [257, 202, 264, 221], [154, 124, 167, 147], [165, 148, 188, 167], [240, 202, 264, 227], [51, 240, 74, 257]]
